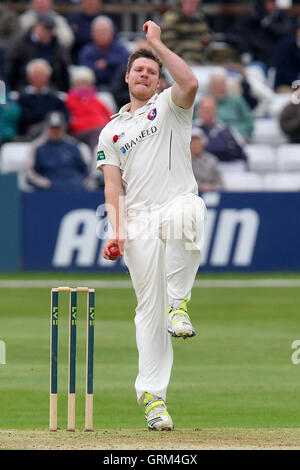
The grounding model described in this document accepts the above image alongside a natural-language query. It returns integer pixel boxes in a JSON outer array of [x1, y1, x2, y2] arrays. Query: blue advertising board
[[0, 174, 20, 271], [21, 190, 300, 271]]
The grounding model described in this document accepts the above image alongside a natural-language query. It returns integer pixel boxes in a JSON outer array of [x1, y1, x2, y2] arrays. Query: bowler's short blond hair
[[127, 48, 162, 78]]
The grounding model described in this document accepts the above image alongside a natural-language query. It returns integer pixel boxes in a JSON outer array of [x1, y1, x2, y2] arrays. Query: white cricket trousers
[[124, 193, 206, 404]]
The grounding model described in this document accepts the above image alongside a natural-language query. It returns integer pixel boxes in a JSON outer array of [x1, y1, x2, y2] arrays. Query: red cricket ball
[[108, 246, 120, 260]]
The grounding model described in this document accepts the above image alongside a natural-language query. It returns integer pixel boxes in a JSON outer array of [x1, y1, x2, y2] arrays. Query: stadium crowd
[[0, 0, 300, 191]]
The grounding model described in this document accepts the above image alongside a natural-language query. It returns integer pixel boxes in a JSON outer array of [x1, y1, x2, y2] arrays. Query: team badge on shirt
[[97, 150, 106, 161], [147, 108, 157, 121]]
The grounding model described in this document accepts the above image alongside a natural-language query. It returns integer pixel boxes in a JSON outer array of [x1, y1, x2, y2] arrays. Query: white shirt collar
[[111, 93, 159, 120]]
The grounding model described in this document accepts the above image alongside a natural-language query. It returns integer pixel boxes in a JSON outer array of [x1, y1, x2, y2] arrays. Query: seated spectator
[[274, 17, 300, 91], [78, 15, 130, 91], [161, 0, 212, 65], [0, 4, 20, 47], [19, 0, 74, 49], [225, 62, 274, 118], [279, 101, 300, 144], [194, 95, 248, 171], [0, 94, 21, 145], [190, 126, 224, 192], [26, 111, 89, 191], [208, 72, 253, 140], [18, 58, 69, 138], [68, 0, 105, 63], [228, 0, 294, 70], [66, 66, 111, 151], [6, 14, 70, 92]]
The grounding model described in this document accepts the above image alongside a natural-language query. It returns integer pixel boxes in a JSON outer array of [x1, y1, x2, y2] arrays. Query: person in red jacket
[[66, 65, 112, 151]]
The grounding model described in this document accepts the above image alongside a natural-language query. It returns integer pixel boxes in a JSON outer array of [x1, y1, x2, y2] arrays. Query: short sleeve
[[162, 87, 194, 125], [96, 128, 120, 170]]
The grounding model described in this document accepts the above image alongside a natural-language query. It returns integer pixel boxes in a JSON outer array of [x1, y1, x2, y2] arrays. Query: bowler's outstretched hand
[[143, 20, 161, 47]]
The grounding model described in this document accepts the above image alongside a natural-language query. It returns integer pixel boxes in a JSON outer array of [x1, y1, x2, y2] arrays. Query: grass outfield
[[0, 272, 300, 432]]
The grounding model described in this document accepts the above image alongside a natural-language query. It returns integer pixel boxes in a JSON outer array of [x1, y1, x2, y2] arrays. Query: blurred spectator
[[26, 111, 89, 191], [208, 72, 253, 140], [0, 44, 5, 82], [68, 0, 104, 63], [66, 66, 111, 152], [0, 5, 19, 82], [194, 95, 248, 171], [161, 0, 212, 65], [18, 58, 69, 138], [279, 101, 300, 144], [19, 0, 74, 49], [78, 15, 130, 91], [228, 0, 294, 70], [225, 62, 274, 118], [110, 61, 129, 109], [190, 126, 223, 191], [274, 17, 300, 91], [6, 14, 70, 92], [0, 94, 21, 145], [0, 4, 20, 47]]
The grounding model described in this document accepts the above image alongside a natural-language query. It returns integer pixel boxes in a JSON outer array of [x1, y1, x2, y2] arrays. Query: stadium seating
[[0, 142, 31, 174], [251, 118, 288, 146], [276, 144, 300, 172], [267, 93, 291, 118], [245, 144, 277, 172], [263, 172, 300, 191], [0, 142, 32, 191], [222, 172, 264, 191]]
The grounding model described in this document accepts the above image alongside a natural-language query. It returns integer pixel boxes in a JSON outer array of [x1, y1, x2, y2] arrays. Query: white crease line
[[0, 279, 299, 288]]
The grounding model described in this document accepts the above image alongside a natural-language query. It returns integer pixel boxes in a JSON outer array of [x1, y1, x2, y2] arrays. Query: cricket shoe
[[167, 297, 196, 339], [144, 392, 174, 431]]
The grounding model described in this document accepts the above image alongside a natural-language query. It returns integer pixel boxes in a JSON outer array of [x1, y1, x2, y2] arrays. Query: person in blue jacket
[[78, 15, 130, 91], [67, 0, 109, 63], [274, 17, 300, 90], [26, 111, 89, 191]]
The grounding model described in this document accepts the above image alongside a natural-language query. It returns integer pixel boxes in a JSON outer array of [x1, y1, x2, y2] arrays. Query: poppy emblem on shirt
[[113, 132, 125, 143], [147, 108, 157, 121]]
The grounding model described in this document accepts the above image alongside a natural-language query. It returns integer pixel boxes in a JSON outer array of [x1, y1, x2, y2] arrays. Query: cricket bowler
[[97, 20, 206, 431]]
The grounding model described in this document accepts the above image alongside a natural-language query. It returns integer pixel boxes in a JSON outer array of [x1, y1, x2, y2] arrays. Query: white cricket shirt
[[97, 87, 198, 211]]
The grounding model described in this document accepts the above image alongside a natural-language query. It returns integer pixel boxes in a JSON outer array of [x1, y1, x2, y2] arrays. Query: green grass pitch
[[0, 272, 300, 430]]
